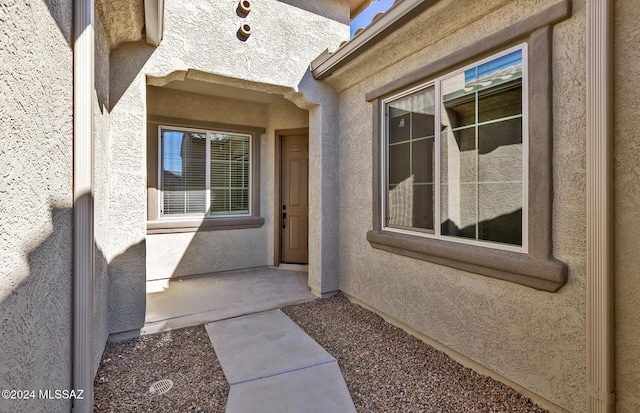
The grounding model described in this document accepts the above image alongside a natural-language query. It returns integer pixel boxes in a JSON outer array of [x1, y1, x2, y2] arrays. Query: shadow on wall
[[0, 206, 76, 412], [0, 202, 146, 413], [441, 209, 523, 246], [109, 41, 156, 111], [108, 240, 147, 335], [276, 0, 349, 24], [43, 0, 73, 47]]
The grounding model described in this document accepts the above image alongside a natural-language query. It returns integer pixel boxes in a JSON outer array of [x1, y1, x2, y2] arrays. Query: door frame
[[274, 128, 309, 266]]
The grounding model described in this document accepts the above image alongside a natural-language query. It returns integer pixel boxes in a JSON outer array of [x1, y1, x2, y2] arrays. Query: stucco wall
[[145, 87, 307, 279], [329, 0, 586, 411], [613, 0, 640, 410], [108, 0, 348, 330], [0, 1, 74, 412], [93, 11, 112, 371], [108, 44, 149, 335]]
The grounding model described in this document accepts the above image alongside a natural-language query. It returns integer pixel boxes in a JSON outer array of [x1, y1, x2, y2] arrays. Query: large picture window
[[383, 46, 527, 251], [160, 127, 251, 218], [368, 10, 569, 291]]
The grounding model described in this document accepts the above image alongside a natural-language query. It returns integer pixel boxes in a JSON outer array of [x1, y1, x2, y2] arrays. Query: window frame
[[365, 11, 571, 292], [380, 44, 529, 254], [146, 116, 264, 234], [157, 125, 253, 219]]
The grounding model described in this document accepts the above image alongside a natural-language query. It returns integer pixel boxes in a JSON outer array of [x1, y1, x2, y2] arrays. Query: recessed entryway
[[275, 129, 309, 265]]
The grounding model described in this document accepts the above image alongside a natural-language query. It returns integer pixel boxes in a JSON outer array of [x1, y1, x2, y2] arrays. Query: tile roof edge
[[310, 0, 440, 80]]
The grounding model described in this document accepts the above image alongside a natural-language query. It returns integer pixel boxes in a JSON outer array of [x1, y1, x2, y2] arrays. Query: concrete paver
[[205, 310, 356, 412], [225, 362, 357, 413], [205, 309, 335, 384]]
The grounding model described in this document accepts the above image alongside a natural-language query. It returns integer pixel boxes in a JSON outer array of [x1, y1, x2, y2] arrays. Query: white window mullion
[[409, 113, 413, 177], [158, 126, 163, 217], [434, 80, 441, 237], [475, 69, 480, 242], [205, 132, 211, 216], [381, 103, 388, 229], [247, 136, 252, 214], [227, 140, 231, 213], [521, 42, 530, 253]]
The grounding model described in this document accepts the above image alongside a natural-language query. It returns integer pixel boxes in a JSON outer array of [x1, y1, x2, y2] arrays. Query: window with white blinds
[[160, 127, 251, 217]]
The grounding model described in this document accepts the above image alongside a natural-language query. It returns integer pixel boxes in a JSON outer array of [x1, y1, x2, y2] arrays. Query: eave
[[311, 0, 441, 80], [350, 0, 374, 19]]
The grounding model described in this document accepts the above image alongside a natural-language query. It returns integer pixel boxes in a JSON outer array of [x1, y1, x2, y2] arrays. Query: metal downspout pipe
[[586, 0, 614, 411], [72, 0, 94, 411]]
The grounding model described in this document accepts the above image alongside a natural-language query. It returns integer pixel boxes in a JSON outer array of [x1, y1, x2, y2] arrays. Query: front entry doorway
[[276, 130, 309, 264]]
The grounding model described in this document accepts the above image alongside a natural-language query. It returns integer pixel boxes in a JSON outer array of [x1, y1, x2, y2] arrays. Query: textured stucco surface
[[613, 0, 640, 410], [147, 86, 270, 126], [0, 1, 73, 412], [109, 0, 348, 330], [95, 0, 144, 49], [147, 231, 270, 279], [277, 0, 349, 24], [331, 0, 586, 411], [93, 11, 112, 373], [108, 46, 149, 335], [146, 87, 308, 279]]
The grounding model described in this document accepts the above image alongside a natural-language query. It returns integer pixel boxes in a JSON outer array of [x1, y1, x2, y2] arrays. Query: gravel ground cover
[[94, 293, 549, 412], [93, 326, 228, 412], [282, 294, 549, 413]]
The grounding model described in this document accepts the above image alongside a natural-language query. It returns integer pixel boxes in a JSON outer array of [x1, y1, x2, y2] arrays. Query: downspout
[[144, 0, 165, 46], [586, 0, 614, 411], [72, 0, 94, 411]]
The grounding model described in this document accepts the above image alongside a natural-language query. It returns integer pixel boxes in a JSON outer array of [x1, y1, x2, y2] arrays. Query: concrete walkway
[[205, 310, 357, 413], [143, 267, 315, 334]]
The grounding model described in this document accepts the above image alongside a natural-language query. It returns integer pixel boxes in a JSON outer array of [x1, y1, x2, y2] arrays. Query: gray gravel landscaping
[[94, 326, 228, 412], [282, 293, 549, 413], [94, 293, 549, 412]]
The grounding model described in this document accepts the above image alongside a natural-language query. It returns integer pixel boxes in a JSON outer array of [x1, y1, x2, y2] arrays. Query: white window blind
[[160, 128, 251, 218], [210, 134, 250, 215]]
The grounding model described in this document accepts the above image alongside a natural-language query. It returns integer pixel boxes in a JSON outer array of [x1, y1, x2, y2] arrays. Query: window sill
[[367, 229, 567, 292], [147, 216, 265, 234]]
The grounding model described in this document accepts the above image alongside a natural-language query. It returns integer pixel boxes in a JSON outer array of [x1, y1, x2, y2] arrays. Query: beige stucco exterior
[[0, 0, 348, 409], [3, 0, 640, 411], [93, 5, 113, 376], [0, 1, 74, 412], [613, 0, 640, 410], [0, 1, 118, 409], [325, 0, 586, 411], [145, 87, 309, 280], [106, 0, 349, 334]]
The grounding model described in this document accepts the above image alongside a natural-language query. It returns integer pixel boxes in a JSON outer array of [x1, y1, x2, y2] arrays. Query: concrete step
[[143, 267, 315, 334]]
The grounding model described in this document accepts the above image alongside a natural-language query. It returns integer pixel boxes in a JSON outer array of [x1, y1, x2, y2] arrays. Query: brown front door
[[281, 134, 309, 264]]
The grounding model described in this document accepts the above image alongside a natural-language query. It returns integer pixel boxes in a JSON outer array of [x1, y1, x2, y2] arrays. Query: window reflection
[[387, 86, 435, 232], [440, 49, 523, 246]]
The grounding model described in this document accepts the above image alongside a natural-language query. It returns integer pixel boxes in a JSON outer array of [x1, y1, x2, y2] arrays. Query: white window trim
[[158, 125, 253, 219], [380, 44, 529, 253]]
